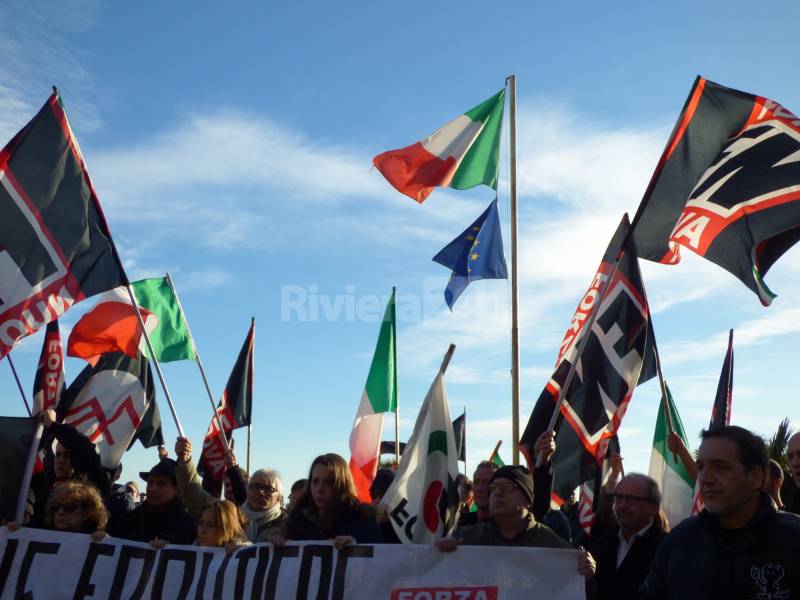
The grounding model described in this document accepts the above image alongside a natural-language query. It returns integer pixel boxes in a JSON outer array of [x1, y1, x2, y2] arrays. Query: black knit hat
[[491, 465, 534, 506]]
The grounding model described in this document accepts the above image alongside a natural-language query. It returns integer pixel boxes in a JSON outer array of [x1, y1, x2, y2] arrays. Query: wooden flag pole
[[7, 355, 32, 416], [440, 343, 456, 375], [246, 424, 252, 475], [506, 74, 521, 466], [536, 254, 623, 467], [392, 287, 400, 467], [246, 316, 255, 475], [124, 284, 185, 438], [463, 404, 467, 476], [165, 273, 230, 453], [15, 421, 44, 523]]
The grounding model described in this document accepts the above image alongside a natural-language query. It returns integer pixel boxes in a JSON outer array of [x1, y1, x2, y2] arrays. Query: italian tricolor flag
[[348, 290, 397, 502], [373, 89, 505, 203], [648, 385, 694, 528]]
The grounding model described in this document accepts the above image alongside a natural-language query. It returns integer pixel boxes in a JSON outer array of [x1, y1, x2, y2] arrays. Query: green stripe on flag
[[652, 385, 694, 487], [450, 89, 505, 192], [428, 430, 447, 455], [131, 277, 195, 363], [364, 290, 397, 413]]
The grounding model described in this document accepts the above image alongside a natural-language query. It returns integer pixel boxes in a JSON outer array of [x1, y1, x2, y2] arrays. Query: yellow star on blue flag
[[432, 198, 508, 309]]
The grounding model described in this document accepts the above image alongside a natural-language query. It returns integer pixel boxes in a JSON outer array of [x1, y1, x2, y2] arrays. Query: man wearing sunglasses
[[587, 473, 666, 600]]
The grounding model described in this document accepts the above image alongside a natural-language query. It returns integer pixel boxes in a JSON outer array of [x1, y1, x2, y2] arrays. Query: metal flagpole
[[165, 273, 230, 452], [247, 424, 252, 475], [392, 287, 400, 467], [506, 74, 521, 466], [7, 355, 32, 416], [15, 421, 44, 523], [463, 405, 467, 476], [124, 284, 185, 438]]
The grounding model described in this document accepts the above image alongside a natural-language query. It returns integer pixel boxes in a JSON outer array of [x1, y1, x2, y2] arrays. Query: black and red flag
[[31, 320, 66, 415], [630, 76, 800, 305], [691, 329, 735, 515], [520, 215, 656, 512], [199, 319, 255, 486], [57, 351, 163, 469], [0, 91, 127, 358], [710, 329, 734, 430]]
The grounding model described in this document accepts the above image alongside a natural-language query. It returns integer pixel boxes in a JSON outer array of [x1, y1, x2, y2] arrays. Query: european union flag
[[433, 198, 508, 309]]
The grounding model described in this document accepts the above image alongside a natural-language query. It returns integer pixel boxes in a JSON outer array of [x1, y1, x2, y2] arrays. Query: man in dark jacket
[[587, 473, 666, 600], [109, 459, 195, 545], [640, 425, 800, 600], [787, 432, 800, 514]]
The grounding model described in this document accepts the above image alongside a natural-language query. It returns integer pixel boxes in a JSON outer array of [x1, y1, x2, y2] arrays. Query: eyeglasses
[[51, 502, 85, 514], [248, 483, 277, 495], [488, 482, 519, 495], [611, 493, 653, 505]]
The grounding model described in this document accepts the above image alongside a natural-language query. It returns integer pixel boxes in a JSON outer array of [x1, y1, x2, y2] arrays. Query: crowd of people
[[3, 409, 800, 599]]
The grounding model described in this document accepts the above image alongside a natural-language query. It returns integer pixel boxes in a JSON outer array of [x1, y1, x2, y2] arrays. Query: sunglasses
[[248, 483, 277, 495], [51, 502, 85, 514]]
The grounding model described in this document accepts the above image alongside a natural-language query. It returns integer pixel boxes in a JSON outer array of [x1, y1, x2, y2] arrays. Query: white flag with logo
[[380, 369, 460, 544]]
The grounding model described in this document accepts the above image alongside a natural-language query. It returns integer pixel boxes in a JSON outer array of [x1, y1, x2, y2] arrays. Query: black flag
[[520, 215, 655, 507], [199, 319, 255, 485], [452, 412, 466, 462], [31, 320, 66, 414], [631, 76, 800, 305], [0, 416, 39, 522], [710, 329, 734, 430], [58, 352, 162, 469], [0, 91, 126, 358]]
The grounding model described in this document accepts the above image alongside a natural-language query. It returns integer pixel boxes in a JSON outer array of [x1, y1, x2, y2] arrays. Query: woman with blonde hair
[[42, 480, 108, 539], [282, 453, 381, 545], [196, 500, 249, 549]]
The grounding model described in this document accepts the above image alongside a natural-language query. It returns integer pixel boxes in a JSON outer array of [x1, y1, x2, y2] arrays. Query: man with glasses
[[435, 465, 595, 579], [641, 425, 800, 599], [587, 473, 666, 600]]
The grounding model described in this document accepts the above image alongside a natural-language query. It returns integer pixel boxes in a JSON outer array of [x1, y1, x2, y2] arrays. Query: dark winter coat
[[587, 521, 666, 600], [109, 495, 195, 545], [640, 493, 800, 600], [285, 503, 382, 543]]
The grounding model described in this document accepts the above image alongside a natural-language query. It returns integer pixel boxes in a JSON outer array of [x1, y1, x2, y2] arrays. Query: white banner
[[0, 526, 584, 599]]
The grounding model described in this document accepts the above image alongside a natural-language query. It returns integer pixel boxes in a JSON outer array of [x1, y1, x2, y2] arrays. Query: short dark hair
[[700, 426, 768, 473], [768, 459, 784, 481], [475, 460, 498, 472]]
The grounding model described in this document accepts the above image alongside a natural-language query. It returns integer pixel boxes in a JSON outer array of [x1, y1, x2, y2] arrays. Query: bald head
[[788, 432, 800, 487]]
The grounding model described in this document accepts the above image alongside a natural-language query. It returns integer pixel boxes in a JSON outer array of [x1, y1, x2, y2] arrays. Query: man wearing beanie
[[435, 465, 595, 578]]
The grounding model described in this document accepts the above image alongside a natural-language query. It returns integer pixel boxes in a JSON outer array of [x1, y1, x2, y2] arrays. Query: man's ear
[[748, 465, 766, 491]]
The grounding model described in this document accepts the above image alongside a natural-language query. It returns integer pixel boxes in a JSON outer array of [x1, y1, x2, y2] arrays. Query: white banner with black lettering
[[0, 527, 584, 599]]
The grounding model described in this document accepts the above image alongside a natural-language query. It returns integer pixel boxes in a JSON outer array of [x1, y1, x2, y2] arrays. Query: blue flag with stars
[[433, 198, 508, 309]]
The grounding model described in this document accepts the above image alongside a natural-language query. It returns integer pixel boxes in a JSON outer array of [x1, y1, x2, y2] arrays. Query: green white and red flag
[[373, 89, 505, 203], [648, 385, 694, 527], [348, 291, 397, 502]]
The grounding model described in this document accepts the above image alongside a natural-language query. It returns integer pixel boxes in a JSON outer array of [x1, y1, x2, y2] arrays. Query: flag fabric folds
[[630, 76, 800, 305], [0, 416, 39, 522], [349, 291, 398, 502], [32, 320, 66, 415], [58, 352, 162, 469], [199, 319, 255, 484], [381, 368, 460, 544], [373, 89, 505, 203], [68, 278, 194, 363], [452, 411, 466, 462], [692, 329, 734, 515], [0, 91, 126, 358], [433, 198, 508, 309], [519, 215, 656, 508], [649, 384, 694, 528], [710, 329, 734, 430]]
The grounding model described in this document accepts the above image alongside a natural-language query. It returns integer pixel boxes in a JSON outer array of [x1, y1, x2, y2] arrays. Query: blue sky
[[2, 1, 800, 491]]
